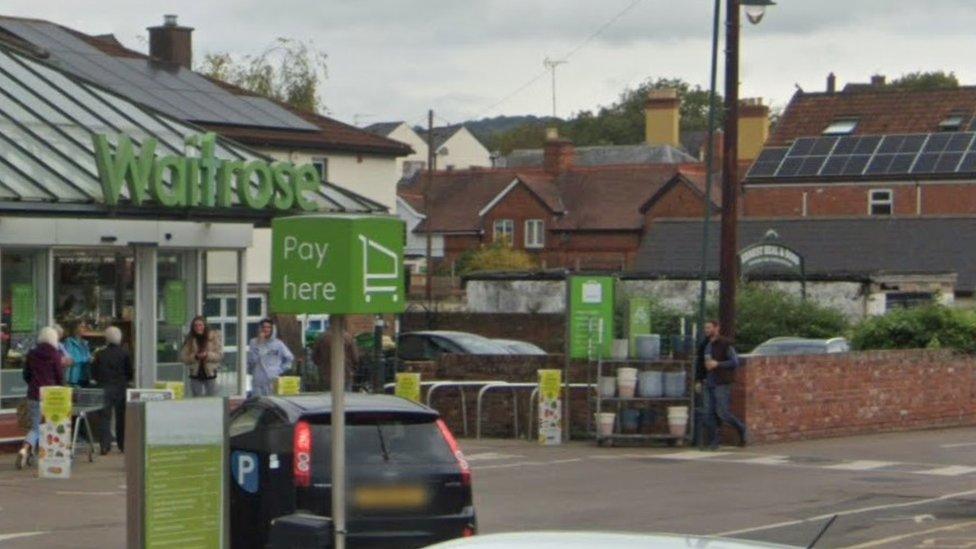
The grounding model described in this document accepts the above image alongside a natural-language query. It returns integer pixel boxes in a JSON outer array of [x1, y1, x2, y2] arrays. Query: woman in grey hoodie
[[246, 318, 294, 396]]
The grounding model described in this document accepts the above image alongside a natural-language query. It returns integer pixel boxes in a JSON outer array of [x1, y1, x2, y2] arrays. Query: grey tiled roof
[[499, 143, 696, 168], [364, 121, 404, 136], [634, 217, 976, 290]]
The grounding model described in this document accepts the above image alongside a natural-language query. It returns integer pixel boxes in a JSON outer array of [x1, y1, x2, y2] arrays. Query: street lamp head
[[742, 0, 775, 25]]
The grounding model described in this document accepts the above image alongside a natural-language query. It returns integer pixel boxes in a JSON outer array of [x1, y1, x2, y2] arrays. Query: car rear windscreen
[[308, 414, 456, 467]]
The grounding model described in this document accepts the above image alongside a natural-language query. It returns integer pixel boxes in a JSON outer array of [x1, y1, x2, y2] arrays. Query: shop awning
[[0, 42, 386, 222]]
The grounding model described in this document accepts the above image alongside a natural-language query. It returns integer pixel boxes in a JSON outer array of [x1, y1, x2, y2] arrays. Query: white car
[[425, 532, 798, 549]]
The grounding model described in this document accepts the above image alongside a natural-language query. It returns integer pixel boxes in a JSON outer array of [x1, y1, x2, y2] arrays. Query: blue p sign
[[232, 451, 259, 494]]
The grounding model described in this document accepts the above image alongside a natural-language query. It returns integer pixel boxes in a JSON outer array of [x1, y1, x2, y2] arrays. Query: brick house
[[400, 138, 719, 271], [744, 74, 976, 217]]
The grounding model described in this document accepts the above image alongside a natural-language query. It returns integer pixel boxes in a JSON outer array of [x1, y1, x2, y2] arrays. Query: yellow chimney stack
[[738, 98, 770, 162], [645, 89, 681, 147]]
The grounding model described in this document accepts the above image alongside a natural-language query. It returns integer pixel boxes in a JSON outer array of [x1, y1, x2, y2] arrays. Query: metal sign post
[[331, 315, 347, 549], [270, 214, 406, 549]]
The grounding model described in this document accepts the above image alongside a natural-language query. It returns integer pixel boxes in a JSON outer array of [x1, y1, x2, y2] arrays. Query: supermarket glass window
[[206, 294, 265, 352]]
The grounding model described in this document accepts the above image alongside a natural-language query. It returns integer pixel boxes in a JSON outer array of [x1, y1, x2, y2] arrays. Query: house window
[[869, 189, 893, 216], [822, 119, 858, 135], [939, 114, 966, 132], [402, 160, 426, 178], [524, 219, 545, 248], [493, 219, 514, 245], [203, 294, 266, 351], [312, 158, 328, 182]]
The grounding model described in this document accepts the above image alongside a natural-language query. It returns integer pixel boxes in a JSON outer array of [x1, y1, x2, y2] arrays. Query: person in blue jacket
[[247, 318, 294, 397], [62, 321, 93, 387]]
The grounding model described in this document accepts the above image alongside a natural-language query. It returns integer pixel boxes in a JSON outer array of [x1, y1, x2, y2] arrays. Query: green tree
[[888, 71, 959, 91], [197, 38, 328, 113], [484, 77, 724, 155]]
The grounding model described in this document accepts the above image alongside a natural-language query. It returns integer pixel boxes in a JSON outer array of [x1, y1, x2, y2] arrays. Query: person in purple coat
[[16, 327, 64, 470]]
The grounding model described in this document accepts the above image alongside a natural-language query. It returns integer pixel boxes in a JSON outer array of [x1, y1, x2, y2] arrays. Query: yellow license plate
[[354, 486, 428, 509]]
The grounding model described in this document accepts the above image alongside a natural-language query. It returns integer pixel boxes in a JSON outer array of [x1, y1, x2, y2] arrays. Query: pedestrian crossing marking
[[917, 465, 976, 476], [823, 460, 896, 471]]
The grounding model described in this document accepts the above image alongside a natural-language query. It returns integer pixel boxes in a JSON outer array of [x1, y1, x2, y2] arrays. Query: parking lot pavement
[[1, 428, 976, 547]]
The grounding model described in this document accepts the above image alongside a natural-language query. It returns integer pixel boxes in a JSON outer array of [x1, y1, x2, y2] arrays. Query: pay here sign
[[270, 214, 406, 314]]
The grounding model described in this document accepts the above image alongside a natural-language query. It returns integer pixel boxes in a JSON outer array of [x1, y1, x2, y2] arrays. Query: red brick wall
[[743, 184, 919, 217], [547, 231, 642, 270], [482, 184, 554, 249], [739, 350, 976, 443], [645, 183, 710, 221], [920, 183, 976, 214]]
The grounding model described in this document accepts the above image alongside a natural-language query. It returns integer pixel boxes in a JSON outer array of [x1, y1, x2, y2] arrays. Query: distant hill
[[414, 115, 561, 150]]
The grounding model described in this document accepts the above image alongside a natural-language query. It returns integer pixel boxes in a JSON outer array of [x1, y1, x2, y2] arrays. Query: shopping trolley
[[358, 234, 399, 303], [71, 388, 103, 463]]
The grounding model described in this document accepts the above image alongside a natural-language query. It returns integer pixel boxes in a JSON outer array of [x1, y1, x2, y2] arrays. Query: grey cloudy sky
[[6, 1, 976, 127]]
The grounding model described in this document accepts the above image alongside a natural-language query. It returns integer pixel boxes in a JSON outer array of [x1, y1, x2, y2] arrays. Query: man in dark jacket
[[701, 320, 747, 450], [91, 326, 133, 454]]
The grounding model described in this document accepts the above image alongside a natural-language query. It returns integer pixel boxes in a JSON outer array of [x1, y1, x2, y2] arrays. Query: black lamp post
[[717, 0, 774, 339]]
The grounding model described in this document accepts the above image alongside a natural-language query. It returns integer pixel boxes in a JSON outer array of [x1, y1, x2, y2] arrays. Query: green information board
[[568, 276, 614, 359], [10, 283, 35, 333], [628, 298, 651, 356], [163, 280, 187, 326], [145, 445, 221, 547], [129, 398, 226, 549], [270, 214, 406, 314]]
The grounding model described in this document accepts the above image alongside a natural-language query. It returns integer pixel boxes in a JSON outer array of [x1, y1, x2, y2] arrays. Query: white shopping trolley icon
[[358, 234, 399, 303]]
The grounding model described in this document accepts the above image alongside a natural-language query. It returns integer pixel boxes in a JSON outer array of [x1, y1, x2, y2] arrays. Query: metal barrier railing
[[475, 383, 524, 439], [384, 380, 510, 437]]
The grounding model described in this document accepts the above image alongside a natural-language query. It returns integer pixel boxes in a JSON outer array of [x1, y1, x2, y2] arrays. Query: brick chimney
[[543, 128, 575, 176], [148, 15, 193, 69], [871, 74, 886, 87], [738, 98, 770, 162], [645, 88, 681, 147], [826, 72, 836, 94]]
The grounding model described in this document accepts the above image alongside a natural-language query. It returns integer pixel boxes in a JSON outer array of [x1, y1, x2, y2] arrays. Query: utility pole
[[424, 109, 435, 309], [543, 57, 567, 118], [718, 0, 741, 338]]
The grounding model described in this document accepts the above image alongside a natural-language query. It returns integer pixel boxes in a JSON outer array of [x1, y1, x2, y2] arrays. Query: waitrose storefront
[[0, 42, 383, 417]]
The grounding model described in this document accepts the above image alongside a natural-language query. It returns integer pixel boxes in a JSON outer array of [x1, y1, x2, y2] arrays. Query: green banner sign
[[628, 298, 651, 356], [568, 276, 614, 359], [163, 280, 187, 326], [10, 283, 35, 333], [270, 214, 406, 314], [93, 132, 320, 211]]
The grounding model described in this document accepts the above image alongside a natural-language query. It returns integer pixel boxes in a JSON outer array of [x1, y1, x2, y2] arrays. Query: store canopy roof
[[0, 42, 385, 221]]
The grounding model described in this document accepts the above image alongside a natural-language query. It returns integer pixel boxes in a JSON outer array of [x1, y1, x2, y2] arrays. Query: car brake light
[[436, 419, 470, 487], [463, 525, 476, 537], [293, 420, 312, 488]]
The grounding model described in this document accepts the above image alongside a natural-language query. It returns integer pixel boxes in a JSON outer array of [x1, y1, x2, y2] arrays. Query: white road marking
[[917, 465, 976, 476], [465, 452, 525, 462], [654, 451, 734, 460], [840, 519, 976, 549], [737, 455, 791, 465], [714, 488, 976, 537], [0, 532, 47, 542], [824, 460, 897, 471], [940, 442, 976, 449]]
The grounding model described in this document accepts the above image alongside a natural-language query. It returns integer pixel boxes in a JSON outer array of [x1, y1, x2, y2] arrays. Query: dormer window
[[939, 114, 966, 132], [822, 119, 858, 135]]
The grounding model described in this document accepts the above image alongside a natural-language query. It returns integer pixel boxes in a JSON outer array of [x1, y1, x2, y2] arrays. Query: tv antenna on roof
[[543, 57, 567, 119]]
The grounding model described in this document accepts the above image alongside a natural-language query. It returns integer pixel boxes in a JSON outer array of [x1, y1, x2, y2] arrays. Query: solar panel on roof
[[923, 133, 950, 153], [842, 155, 871, 175], [947, 133, 974, 152], [961, 153, 976, 172], [899, 134, 927, 153], [778, 157, 803, 177], [833, 136, 858, 155], [854, 135, 882, 155], [912, 153, 937, 173], [0, 20, 318, 131], [810, 137, 838, 156]]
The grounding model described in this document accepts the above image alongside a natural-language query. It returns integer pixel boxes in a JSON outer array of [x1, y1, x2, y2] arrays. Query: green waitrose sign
[[270, 214, 406, 314], [93, 132, 320, 211], [568, 276, 614, 359]]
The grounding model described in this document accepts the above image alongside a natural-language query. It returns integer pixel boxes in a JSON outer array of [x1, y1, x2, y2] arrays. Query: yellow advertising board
[[395, 373, 421, 403], [537, 370, 562, 445], [154, 381, 185, 400], [39, 386, 73, 479], [275, 376, 302, 396]]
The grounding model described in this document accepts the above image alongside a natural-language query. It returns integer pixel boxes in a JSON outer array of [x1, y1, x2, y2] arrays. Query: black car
[[229, 393, 476, 548]]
